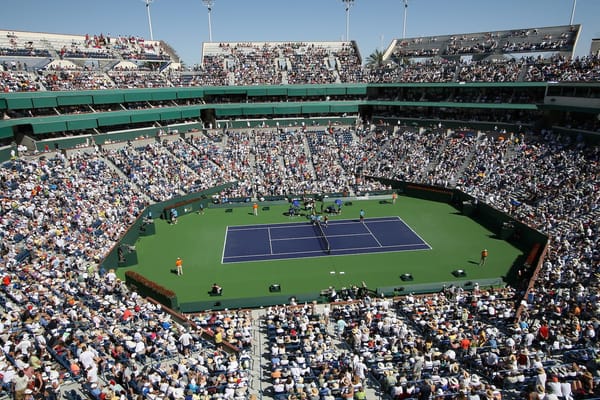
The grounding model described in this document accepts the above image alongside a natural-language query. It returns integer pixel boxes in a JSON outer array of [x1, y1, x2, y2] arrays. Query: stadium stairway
[[102, 154, 153, 204], [453, 135, 483, 181], [300, 134, 318, 180], [423, 133, 449, 178]]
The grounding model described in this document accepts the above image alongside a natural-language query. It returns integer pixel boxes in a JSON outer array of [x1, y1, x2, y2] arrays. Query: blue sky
[[1, 0, 598, 66]]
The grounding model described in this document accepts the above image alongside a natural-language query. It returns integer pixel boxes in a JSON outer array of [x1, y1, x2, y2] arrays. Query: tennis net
[[313, 220, 331, 254]]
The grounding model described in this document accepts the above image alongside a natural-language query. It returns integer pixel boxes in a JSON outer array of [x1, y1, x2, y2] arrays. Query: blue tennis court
[[222, 216, 431, 263]]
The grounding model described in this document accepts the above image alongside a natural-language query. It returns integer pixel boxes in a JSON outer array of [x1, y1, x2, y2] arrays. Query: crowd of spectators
[[107, 71, 171, 90], [0, 151, 261, 399], [391, 25, 578, 60], [1, 29, 600, 400], [0, 23, 591, 92], [260, 278, 596, 400], [222, 43, 281, 86], [2, 49, 600, 92], [525, 55, 600, 82], [40, 70, 114, 91], [0, 120, 599, 399], [105, 139, 203, 202], [99, 126, 389, 203], [456, 60, 524, 83], [285, 45, 337, 85], [256, 122, 600, 400]]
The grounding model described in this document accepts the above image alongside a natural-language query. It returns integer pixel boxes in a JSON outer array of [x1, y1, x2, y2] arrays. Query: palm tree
[[366, 49, 385, 68]]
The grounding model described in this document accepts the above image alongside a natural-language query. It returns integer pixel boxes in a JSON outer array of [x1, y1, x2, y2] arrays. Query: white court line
[[221, 225, 230, 263], [320, 217, 399, 227], [226, 216, 400, 231], [224, 247, 325, 260], [223, 241, 429, 261], [392, 215, 433, 250], [227, 222, 314, 231], [222, 245, 432, 264], [223, 216, 432, 263], [333, 242, 429, 252], [267, 227, 273, 255], [270, 232, 372, 242], [362, 221, 383, 247]]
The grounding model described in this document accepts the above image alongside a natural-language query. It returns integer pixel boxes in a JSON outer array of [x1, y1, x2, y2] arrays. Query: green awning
[[346, 86, 367, 95], [0, 125, 13, 139], [97, 113, 132, 126], [33, 121, 68, 134], [203, 88, 226, 95], [32, 97, 58, 108], [302, 104, 328, 113], [152, 90, 178, 101], [57, 95, 93, 106], [130, 110, 161, 123], [93, 93, 125, 104], [306, 87, 326, 96], [243, 106, 273, 115], [287, 88, 307, 96], [215, 107, 242, 116], [273, 104, 302, 114], [177, 88, 204, 99], [123, 91, 151, 102], [246, 88, 267, 96], [160, 110, 182, 121], [181, 108, 200, 118], [330, 104, 358, 113], [67, 118, 98, 131], [325, 87, 346, 95], [265, 87, 287, 96], [6, 97, 33, 109]]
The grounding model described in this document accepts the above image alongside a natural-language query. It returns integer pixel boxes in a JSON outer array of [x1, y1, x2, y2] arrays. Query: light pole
[[144, 0, 155, 41], [203, 0, 215, 42], [341, 0, 354, 41], [570, 0, 577, 25], [402, 0, 408, 39]]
